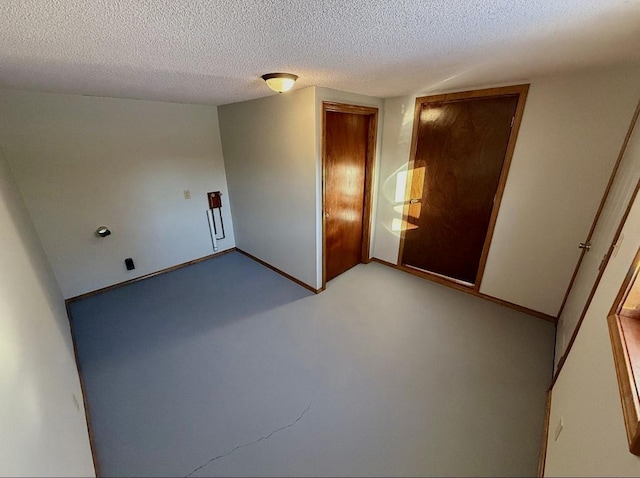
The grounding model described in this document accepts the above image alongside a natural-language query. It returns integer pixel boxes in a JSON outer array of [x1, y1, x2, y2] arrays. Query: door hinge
[[510, 116, 515, 128], [598, 253, 609, 271]]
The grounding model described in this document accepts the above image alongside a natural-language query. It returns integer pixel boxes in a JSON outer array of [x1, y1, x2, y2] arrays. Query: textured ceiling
[[1, 0, 640, 105]]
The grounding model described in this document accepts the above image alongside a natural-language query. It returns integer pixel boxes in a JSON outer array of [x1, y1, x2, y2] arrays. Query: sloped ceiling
[[1, 0, 639, 105]]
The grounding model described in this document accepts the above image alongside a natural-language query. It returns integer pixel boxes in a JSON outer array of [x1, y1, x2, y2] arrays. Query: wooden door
[[400, 92, 521, 285], [324, 105, 377, 282]]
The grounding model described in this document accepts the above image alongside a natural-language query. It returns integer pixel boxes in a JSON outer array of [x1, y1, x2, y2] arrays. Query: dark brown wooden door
[[325, 111, 370, 281], [401, 95, 519, 285]]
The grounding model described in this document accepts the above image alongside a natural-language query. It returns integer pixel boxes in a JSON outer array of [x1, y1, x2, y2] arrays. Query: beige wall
[[543, 192, 640, 476], [0, 90, 235, 298], [372, 95, 416, 265], [0, 149, 95, 476], [372, 66, 640, 316], [219, 87, 318, 288]]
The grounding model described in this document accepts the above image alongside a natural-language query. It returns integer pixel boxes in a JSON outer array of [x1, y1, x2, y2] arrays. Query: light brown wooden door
[[324, 110, 371, 282], [401, 94, 519, 285]]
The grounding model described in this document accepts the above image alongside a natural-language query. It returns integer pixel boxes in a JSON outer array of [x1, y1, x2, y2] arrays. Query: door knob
[[579, 242, 591, 251], [324, 212, 330, 218]]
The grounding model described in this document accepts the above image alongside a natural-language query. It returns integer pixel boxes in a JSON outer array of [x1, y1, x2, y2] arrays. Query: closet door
[[555, 102, 640, 367], [399, 86, 527, 286]]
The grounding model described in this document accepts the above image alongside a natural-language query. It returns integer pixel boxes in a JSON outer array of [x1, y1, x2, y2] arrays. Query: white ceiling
[[1, 0, 639, 105]]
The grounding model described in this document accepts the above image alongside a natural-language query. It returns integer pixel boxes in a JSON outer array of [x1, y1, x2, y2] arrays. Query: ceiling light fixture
[[261, 73, 298, 93]]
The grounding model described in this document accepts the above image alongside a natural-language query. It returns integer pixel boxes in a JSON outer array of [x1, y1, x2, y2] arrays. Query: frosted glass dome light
[[261, 73, 298, 93]]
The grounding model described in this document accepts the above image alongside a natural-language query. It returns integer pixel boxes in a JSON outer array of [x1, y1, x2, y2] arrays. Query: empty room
[[2, 1, 640, 477]]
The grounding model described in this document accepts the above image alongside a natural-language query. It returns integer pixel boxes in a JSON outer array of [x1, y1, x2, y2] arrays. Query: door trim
[[537, 390, 553, 477], [397, 84, 530, 291], [322, 101, 379, 289]]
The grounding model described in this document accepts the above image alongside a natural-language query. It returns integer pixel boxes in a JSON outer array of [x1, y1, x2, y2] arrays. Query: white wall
[[0, 90, 235, 298], [543, 192, 640, 476], [0, 149, 95, 476], [219, 87, 318, 288], [372, 95, 416, 265], [372, 67, 640, 316], [314, 88, 384, 287]]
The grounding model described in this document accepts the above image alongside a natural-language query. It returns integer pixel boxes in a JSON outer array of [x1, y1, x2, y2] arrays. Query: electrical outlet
[[183, 189, 191, 199], [554, 417, 563, 441]]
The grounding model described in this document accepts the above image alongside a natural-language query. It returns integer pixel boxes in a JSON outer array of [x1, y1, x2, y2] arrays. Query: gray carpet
[[70, 251, 554, 477]]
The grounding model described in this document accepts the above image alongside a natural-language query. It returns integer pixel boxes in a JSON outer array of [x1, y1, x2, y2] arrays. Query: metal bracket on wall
[[207, 191, 225, 240]]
